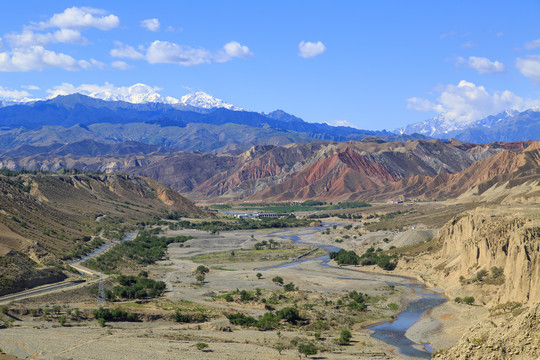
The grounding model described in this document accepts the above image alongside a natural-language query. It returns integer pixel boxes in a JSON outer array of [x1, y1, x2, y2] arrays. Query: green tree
[[272, 276, 284, 285], [298, 342, 317, 358], [196, 273, 206, 285], [463, 296, 475, 305], [284, 282, 296, 292], [256, 272, 263, 279], [337, 329, 352, 345]]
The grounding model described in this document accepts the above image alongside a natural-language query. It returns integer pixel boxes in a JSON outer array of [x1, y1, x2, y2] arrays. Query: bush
[[272, 276, 284, 285], [196, 342, 209, 351], [298, 341, 318, 357], [226, 313, 257, 326], [329, 249, 360, 265], [173, 311, 207, 323], [337, 329, 352, 345], [112, 275, 166, 300], [454, 297, 462, 304], [283, 282, 296, 292], [240, 290, 253, 302], [476, 269, 488, 282], [256, 272, 263, 279], [195, 265, 209, 275], [276, 307, 302, 324], [93, 307, 138, 322], [463, 296, 475, 305], [256, 312, 279, 330]]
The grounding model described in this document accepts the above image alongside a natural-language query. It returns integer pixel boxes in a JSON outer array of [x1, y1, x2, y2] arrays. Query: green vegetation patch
[[165, 216, 319, 233], [359, 247, 398, 270], [84, 231, 191, 272], [107, 274, 166, 300]]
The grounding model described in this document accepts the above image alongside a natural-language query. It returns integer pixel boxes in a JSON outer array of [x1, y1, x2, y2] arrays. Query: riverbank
[[0, 225, 448, 360]]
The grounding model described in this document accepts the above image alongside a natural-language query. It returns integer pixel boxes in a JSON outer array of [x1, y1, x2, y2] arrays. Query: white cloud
[[516, 55, 540, 84], [407, 80, 538, 125], [110, 41, 144, 59], [79, 58, 105, 69], [165, 26, 183, 32], [457, 56, 505, 74], [36, 7, 120, 30], [298, 41, 326, 58], [222, 41, 253, 59], [5, 29, 86, 47], [144, 40, 253, 66], [21, 84, 40, 90], [461, 41, 476, 48], [146, 40, 211, 66], [0, 86, 30, 99], [524, 39, 540, 50], [0, 46, 94, 72], [406, 97, 442, 112], [141, 18, 160, 32], [111, 60, 131, 70]]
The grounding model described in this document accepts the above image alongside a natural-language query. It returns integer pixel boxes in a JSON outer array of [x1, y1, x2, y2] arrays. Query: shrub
[[476, 269, 488, 282], [256, 312, 279, 330], [256, 272, 263, 279], [329, 249, 360, 265], [196, 274, 205, 284], [173, 311, 207, 323], [284, 282, 296, 292], [298, 341, 318, 357], [454, 297, 462, 304], [337, 329, 352, 345], [276, 307, 302, 324], [226, 313, 257, 326], [196, 342, 209, 351], [463, 296, 475, 305], [240, 290, 253, 302], [272, 276, 284, 285]]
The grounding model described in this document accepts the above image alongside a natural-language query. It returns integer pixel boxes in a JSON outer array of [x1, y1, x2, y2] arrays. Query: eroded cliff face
[[433, 211, 540, 304], [434, 302, 540, 359]]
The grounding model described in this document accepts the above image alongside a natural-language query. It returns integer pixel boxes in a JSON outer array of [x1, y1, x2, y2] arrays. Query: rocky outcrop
[[399, 208, 540, 305], [435, 212, 540, 304], [434, 302, 540, 359]]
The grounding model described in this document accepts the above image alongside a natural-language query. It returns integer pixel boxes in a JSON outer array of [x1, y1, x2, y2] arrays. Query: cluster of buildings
[[233, 211, 280, 219]]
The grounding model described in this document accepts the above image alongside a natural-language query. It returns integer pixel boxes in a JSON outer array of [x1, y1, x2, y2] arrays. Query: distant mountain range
[[0, 83, 242, 111], [399, 108, 540, 143], [0, 137, 515, 202], [0, 93, 426, 153]]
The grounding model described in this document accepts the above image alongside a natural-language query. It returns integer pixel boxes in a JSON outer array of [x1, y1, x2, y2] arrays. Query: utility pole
[[97, 272, 106, 306]]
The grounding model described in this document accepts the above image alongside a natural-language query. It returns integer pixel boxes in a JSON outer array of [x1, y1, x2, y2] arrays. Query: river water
[[261, 225, 445, 359]]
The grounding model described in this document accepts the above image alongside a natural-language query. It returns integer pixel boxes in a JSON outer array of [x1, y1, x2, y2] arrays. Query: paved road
[[0, 280, 86, 304], [0, 232, 138, 303]]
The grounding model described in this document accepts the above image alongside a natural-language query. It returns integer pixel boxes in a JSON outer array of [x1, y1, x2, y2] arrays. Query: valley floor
[[0, 221, 482, 360]]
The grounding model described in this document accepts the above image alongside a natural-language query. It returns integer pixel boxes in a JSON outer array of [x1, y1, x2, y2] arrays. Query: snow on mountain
[[179, 92, 243, 111], [75, 83, 244, 111], [86, 83, 180, 105], [398, 109, 521, 137]]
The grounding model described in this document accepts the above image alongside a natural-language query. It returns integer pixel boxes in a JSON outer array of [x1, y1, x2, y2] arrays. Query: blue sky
[[2, 1, 540, 130]]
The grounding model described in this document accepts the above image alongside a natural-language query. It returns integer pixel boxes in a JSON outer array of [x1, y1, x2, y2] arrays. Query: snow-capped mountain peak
[[0, 83, 244, 111], [179, 91, 243, 111], [86, 83, 180, 105]]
